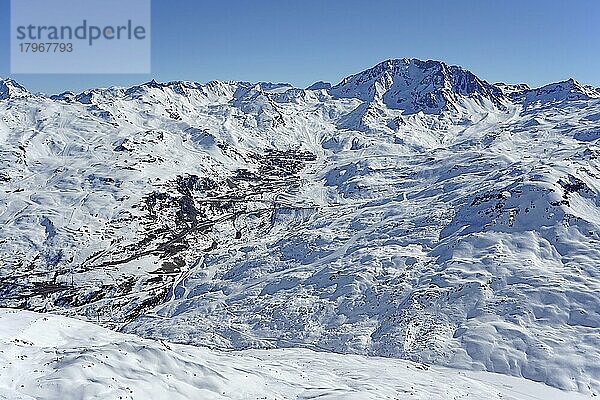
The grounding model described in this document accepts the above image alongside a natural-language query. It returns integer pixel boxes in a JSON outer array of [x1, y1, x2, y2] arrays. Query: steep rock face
[[496, 82, 531, 99], [330, 58, 506, 114]]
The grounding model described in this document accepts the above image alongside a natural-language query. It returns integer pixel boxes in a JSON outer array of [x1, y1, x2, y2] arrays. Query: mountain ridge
[[3, 58, 599, 111], [329, 58, 507, 114]]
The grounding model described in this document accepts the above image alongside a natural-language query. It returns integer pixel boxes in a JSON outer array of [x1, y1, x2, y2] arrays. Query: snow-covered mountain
[[0, 78, 30, 100], [1, 59, 599, 398], [330, 58, 507, 114], [521, 78, 600, 104]]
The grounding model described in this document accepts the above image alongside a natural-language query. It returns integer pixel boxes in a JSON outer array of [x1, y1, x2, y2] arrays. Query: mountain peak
[[306, 81, 332, 90], [0, 78, 30, 100], [523, 78, 600, 104], [330, 58, 505, 114]]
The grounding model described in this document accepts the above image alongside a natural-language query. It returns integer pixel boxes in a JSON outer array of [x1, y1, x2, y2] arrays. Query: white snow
[[1, 58, 599, 397], [0, 309, 588, 400]]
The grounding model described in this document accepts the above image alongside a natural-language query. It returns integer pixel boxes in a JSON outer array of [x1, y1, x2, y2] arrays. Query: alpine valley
[[1, 58, 599, 399]]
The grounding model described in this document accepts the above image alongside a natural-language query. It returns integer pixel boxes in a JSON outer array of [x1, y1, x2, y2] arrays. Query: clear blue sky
[[1, 0, 598, 94]]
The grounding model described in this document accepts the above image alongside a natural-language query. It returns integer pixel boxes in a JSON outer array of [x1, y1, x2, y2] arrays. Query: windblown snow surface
[[1, 58, 599, 397], [2, 309, 588, 400]]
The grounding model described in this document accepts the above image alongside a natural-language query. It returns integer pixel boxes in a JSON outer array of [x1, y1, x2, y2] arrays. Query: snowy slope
[[0, 79, 29, 100], [0, 309, 588, 400], [521, 79, 600, 104], [1, 58, 599, 396]]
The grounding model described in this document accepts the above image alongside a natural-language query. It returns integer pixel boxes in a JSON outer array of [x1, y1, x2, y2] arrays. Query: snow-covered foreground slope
[[0, 309, 588, 400], [1, 58, 599, 396]]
